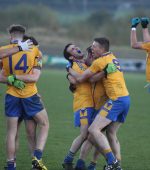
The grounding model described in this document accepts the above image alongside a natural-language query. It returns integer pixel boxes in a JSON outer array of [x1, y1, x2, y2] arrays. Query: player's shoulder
[[93, 57, 102, 65]]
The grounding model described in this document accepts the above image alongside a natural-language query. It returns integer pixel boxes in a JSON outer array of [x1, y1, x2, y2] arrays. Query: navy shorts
[[5, 93, 44, 119], [98, 96, 130, 123], [74, 107, 95, 127]]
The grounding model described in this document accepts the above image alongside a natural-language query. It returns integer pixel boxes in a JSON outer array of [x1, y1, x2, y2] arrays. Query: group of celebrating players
[[62, 17, 150, 170], [0, 17, 150, 170]]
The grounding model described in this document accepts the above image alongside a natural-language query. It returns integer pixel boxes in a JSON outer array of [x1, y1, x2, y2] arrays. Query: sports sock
[[7, 160, 16, 170], [104, 149, 116, 165], [75, 159, 86, 168], [64, 151, 75, 163], [88, 161, 96, 169], [34, 149, 43, 160]]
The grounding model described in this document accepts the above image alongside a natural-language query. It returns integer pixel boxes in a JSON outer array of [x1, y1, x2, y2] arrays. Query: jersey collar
[[101, 51, 112, 57]]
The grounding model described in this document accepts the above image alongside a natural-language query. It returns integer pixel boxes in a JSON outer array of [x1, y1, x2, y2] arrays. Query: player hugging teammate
[[0, 24, 49, 170], [63, 38, 130, 170]]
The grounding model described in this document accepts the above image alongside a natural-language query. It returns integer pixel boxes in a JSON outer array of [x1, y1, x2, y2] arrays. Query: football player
[[130, 17, 150, 83]]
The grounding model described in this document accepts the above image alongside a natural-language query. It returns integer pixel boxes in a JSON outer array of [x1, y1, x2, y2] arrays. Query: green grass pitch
[[0, 70, 150, 170]]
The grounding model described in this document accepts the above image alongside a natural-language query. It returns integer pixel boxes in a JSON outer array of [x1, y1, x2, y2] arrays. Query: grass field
[[0, 70, 150, 170]]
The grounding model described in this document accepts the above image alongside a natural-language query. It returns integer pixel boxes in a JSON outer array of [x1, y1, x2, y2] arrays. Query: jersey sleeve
[[33, 47, 42, 69], [141, 42, 150, 51], [89, 60, 102, 73]]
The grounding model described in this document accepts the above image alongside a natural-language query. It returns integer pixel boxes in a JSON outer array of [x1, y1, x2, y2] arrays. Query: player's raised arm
[[0, 40, 33, 59], [130, 17, 143, 49]]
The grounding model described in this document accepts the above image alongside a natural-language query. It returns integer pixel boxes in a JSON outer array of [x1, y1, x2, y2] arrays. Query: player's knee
[[39, 119, 49, 129], [36, 113, 49, 130], [88, 126, 96, 135]]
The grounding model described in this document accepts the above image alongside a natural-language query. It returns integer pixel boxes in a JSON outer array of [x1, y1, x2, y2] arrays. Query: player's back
[[72, 61, 93, 111], [1, 44, 40, 98]]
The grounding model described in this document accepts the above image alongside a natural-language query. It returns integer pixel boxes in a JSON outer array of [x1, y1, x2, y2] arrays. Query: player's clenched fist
[[141, 17, 150, 28], [131, 17, 140, 28]]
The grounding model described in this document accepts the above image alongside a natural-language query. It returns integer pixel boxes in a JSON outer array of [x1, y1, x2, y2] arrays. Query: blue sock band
[[105, 152, 116, 165], [34, 149, 43, 160], [76, 159, 85, 168], [64, 151, 75, 163], [7, 160, 15, 170]]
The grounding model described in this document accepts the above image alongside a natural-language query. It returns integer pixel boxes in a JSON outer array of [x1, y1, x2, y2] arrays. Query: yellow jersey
[[1, 44, 41, 98], [89, 52, 129, 100], [72, 61, 93, 112], [141, 42, 150, 82], [92, 80, 108, 110]]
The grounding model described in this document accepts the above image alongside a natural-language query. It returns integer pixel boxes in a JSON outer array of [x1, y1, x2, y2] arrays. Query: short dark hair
[[23, 35, 39, 46], [63, 43, 73, 61], [94, 37, 109, 51], [8, 24, 26, 34]]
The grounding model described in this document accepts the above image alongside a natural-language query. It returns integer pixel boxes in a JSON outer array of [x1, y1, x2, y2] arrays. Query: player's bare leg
[[89, 115, 122, 170], [32, 109, 49, 170], [79, 140, 93, 160], [25, 119, 37, 156], [106, 122, 122, 162], [70, 125, 88, 153], [6, 117, 19, 170], [13, 119, 23, 168], [63, 125, 89, 170], [89, 114, 112, 152]]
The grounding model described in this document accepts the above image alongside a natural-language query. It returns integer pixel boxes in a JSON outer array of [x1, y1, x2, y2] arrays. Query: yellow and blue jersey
[[89, 52, 129, 100], [141, 42, 150, 82], [1, 44, 41, 98], [72, 61, 94, 112]]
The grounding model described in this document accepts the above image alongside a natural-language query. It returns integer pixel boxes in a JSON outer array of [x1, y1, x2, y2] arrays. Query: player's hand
[[18, 40, 33, 51], [131, 17, 140, 28], [141, 17, 150, 28], [7, 75, 16, 85], [13, 80, 26, 90], [66, 61, 72, 72], [103, 63, 117, 76]]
